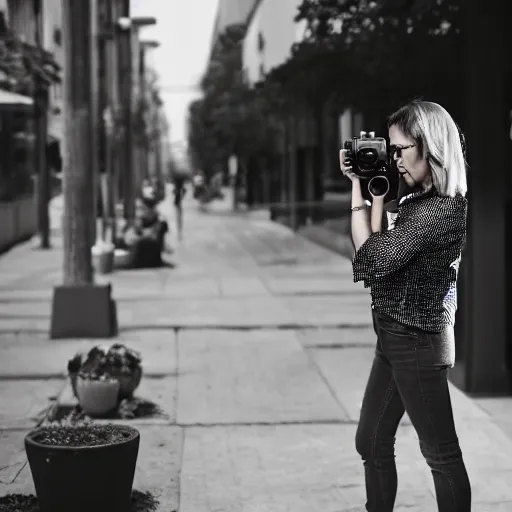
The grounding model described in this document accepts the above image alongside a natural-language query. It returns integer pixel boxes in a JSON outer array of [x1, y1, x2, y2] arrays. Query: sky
[[130, 0, 219, 157]]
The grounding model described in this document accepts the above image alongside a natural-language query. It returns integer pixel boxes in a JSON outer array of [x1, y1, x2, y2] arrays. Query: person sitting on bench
[[118, 197, 169, 268]]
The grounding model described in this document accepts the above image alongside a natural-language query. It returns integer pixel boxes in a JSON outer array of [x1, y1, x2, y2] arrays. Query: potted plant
[[25, 424, 140, 512], [67, 344, 143, 404], [106, 344, 143, 399]]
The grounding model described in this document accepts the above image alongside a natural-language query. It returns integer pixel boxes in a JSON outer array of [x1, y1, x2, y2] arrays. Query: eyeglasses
[[389, 144, 415, 158]]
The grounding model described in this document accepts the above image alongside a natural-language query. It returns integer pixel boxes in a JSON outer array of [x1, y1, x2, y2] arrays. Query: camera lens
[[357, 148, 378, 165], [369, 176, 390, 197]]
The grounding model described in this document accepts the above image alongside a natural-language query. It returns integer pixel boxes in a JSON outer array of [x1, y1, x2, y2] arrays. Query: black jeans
[[355, 310, 471, 511]]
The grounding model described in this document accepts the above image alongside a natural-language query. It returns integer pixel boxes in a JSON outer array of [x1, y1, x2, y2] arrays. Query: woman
[[339, 100, 471, 511]]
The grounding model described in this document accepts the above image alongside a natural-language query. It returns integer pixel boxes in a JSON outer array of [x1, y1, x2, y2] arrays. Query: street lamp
[[115, 15, 157, 222], [116, 16, 157, 30]]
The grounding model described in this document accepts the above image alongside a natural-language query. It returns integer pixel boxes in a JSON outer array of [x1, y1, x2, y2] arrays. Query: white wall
[[242, 6, 261, 84], [243, 0, 306, 86], [211, 0, 257, 53]]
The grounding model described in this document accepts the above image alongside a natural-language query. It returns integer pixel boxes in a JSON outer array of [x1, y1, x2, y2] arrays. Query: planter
[[25, 424, 140, 512], [113, 366, 143, 400], [76, 376, 120, 417]]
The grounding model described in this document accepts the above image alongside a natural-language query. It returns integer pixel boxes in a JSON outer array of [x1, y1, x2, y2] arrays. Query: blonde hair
[[387, 100, 467, 197]]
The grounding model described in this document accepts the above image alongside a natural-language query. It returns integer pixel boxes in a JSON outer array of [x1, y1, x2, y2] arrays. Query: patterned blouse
[[352, 187, 467, 332]]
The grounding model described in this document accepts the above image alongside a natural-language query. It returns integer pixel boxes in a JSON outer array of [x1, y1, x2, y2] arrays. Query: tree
[[265, 0, 466, 121], [187, 23, 280, 179]]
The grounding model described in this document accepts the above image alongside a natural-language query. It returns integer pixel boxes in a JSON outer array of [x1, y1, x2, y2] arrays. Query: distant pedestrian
[[192, 171, 205, 200], [341, 100, 471, 511], [173, 176, 186, 240]]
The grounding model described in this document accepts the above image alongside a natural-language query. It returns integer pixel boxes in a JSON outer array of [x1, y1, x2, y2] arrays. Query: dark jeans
[[355, 310, 471, 511]]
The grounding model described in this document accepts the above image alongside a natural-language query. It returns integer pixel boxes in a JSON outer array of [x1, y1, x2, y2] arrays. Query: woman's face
[[388, 124, 430, 188]]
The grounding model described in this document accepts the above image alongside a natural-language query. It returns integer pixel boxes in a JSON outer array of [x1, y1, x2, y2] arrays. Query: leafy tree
[[187, 24, 280, 179], [265, 0, 466, 122]]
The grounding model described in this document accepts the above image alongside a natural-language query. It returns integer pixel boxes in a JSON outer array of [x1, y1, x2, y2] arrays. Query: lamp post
[[115, 15, 156, 223]]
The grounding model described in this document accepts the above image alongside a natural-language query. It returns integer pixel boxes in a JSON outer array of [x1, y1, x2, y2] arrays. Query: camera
[[343, 131, 398, 203]]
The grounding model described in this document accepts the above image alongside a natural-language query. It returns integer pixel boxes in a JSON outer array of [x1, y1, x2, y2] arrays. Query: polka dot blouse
[[352, 188, 467, 333]]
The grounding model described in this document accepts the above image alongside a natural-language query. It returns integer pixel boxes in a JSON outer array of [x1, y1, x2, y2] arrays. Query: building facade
[[6, 0, 63, 145], [242, 0, 306, 85], [210, 0, 258, 58]]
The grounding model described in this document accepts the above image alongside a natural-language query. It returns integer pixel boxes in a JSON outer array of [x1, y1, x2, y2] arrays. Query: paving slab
[[117, 297, 295, 328], [0, 379, 63, 429], [297, 327, 376, 348], [218, 277, 270, 297], [265, 276, 366, 297], [0, 430, 34, 498], [132, 425, 182, 511], [281, 295, 373, 327], [0, 330, 177, 378], [177, 330, 345, 425], [179, 424, 436, 512], [308, 346, 385, 425], [473, 396, 512, 441]]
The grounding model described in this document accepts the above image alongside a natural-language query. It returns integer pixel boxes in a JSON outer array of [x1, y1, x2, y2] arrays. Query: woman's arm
[[370, 195, 385, 234], [351, 179, 372, 251]]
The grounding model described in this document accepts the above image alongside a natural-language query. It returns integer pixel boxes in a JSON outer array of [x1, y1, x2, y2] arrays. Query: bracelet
[[351, 204, 369, 212]]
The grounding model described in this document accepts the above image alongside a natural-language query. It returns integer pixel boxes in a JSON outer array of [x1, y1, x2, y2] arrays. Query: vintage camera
[[343, 131, 397, 203]]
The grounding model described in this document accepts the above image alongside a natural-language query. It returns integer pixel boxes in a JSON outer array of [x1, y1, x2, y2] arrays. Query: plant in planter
[[107, 344, 143, 399], [67, 344, 143, 404], [25, 424, 140, 512]]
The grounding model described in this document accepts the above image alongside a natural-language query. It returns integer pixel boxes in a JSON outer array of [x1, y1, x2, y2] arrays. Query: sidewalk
[[0, 188, 511, 511]]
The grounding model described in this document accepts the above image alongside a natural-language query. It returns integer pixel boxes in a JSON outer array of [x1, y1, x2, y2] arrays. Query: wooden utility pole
[[117, 0, 135, 222], [61, 0, 96, 285], [50, 0, 117, 339], [104, 0, 119, 242]]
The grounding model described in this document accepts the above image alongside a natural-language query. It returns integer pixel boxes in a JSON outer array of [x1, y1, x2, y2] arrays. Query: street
[[0, 189, 512, 511]]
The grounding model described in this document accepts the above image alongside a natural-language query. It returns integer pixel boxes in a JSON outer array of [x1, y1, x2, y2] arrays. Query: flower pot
[[76, 377, 120, 417], [25, 424, 140, 512], [113, 366, 143, 400]]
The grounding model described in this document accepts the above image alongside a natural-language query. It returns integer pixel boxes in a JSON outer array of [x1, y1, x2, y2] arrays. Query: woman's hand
[[339, 149, 359, 182]]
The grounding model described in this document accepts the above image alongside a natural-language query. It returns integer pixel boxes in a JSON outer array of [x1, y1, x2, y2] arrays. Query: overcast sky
[[130, 0, 219, 153]]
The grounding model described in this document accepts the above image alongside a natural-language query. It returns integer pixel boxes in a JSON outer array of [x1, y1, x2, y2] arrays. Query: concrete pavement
[[0, 188, 511, 510]]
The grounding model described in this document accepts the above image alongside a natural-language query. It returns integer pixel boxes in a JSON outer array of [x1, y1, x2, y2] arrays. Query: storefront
[[451, 0, 512, 394]]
